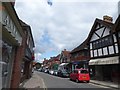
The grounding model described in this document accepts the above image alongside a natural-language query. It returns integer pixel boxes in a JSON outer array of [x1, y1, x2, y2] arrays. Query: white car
[[49, 70, 54, 75]]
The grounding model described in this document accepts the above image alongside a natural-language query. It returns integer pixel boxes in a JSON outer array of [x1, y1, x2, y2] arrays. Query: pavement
[[90, 80, 119, 89], [19, 72, 47, 90], [19, 71, 119, 89]]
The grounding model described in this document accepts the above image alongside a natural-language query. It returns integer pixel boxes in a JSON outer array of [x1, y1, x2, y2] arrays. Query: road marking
[[36, 71, 47, 90], [41, 77, 47, 90]]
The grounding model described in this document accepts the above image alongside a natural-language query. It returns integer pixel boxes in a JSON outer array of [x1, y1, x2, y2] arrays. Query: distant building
[[19, 20, 35, 83], [70, 39, 90, 70], [59, 49, 71, 63]]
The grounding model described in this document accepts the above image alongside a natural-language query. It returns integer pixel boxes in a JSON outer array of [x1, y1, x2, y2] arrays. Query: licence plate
[[82, 76, 86, 79]]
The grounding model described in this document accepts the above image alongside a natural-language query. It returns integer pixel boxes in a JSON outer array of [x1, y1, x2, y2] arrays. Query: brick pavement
[[19, 72, 46, 90]]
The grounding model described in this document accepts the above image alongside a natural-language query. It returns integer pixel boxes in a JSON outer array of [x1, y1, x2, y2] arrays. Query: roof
[[59, 63, 69, 66], [20, 20, 35, 47], [62, 50, 70, 57], [70, 38, 88, 54], [86, 18, 114, 43], [20, 20, 29, 27], [71, 18, 114, 54]]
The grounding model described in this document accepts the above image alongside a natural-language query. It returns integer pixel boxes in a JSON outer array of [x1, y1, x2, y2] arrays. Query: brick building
[[70, 39, 90, 70], [1, 2, 23, 89], [19, 20, 35, 83], [0, 2, 35, 88], [59, 49, 71, 63]]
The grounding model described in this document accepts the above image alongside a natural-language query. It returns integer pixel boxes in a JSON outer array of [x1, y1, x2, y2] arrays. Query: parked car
[[69, 69, 90, 83], [37, 68, 42, 72], [49, 70, 54, 75], [44, 69, 49, 73], [57, 70, 69, 77], [53, 70, 58, 76], [32, 68, 34, 73]]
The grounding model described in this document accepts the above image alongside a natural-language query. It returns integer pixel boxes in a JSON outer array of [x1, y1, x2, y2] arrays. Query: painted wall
[[90, 26, 110, 42]]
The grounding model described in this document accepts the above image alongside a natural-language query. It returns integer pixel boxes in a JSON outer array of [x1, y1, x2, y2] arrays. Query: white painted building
[[87, 16, 119, 83]]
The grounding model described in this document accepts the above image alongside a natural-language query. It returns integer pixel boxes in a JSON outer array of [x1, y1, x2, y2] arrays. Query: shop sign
[[1, 8, 22, 45], [89, 56, 119, 65]]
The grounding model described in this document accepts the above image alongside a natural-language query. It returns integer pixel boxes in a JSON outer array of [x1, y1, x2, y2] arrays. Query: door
[[2, 42, 13, 88], [103, 65, 112, 81]]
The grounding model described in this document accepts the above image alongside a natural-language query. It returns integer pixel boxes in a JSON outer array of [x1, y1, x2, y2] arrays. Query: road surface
[[36, 71, 114, 90]]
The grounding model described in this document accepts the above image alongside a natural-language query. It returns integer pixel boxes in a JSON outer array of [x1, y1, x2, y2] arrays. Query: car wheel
[[76, 79, 79, 83], [86, 81, 89, 83]]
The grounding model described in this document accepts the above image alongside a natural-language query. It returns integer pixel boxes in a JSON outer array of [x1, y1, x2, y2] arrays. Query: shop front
[[1, 41, 14, 88], [89, 56, 119, 83], [71, 60, 89, 71]]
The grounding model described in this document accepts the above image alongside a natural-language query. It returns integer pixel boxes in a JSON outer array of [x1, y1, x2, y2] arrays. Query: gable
[[90, 21, 111, 42]]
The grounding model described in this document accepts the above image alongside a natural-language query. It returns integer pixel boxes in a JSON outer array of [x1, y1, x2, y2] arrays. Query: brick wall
[[10, 33, 26, 88]]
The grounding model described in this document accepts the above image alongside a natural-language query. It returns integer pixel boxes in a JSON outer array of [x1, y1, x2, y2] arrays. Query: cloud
[[15, 0, 119, 62]]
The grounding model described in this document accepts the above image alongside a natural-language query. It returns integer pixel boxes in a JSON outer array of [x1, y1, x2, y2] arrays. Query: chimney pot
[[103, 15, 113, 23], [64, 49, 66, 51]]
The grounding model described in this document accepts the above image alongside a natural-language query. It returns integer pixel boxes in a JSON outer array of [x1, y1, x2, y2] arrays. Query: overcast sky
[[15, 0, 119, 63]]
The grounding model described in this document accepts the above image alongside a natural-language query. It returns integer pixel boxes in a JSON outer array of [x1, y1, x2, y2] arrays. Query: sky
[[14, 0, 119, 63]]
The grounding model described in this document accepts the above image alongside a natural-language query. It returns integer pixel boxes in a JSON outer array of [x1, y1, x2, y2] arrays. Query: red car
[[70, 69, 90, 83]]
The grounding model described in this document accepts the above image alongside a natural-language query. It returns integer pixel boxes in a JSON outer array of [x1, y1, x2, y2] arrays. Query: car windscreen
[[62, 70, 68, 73], [80, 70, 88, 74]]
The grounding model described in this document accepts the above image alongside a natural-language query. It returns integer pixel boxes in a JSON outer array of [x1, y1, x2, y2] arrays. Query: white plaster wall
[[98, 49, 102, 56], [109, 46, 114, 54], [102, 28, 110, 37], [90, 34, 99, 42], [103, 47, 108, 55], [96, 27, 104, 37], [113, 34, 117, 42], [90, 50, 93, 57], [94, 50, 97, 57], [115, 43, 118, 53], [90, 43, 92, 49]]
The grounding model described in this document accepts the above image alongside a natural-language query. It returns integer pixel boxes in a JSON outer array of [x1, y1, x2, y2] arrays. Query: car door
[[70, 70, 74, 80], [72, 70, 77, 80], [74, 70, 78, 80]]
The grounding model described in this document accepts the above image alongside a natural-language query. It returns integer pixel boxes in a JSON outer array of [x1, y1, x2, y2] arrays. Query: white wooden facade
[[89, 19, 119, 65]]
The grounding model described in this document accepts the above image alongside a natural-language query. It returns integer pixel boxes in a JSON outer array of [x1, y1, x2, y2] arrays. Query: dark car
[[57, 70, 69, 77]]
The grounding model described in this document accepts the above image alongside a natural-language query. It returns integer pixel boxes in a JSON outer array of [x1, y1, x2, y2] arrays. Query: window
[[75, 70, 78, 74], [80, 70, 88, 74], [92, 35, 113, 49]]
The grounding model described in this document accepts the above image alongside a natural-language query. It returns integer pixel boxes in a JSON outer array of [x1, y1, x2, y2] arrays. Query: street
[[36, 71, 114, 90]]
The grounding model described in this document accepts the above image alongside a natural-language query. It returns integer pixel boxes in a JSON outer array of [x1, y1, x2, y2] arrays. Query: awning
[[89, 56, 119, 65], [72, 60, 88, 64], [59, 63, 69, 66]]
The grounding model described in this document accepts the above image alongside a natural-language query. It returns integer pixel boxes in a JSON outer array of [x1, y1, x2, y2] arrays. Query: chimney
[[64, 49, 66, 51], [103, 15, 113, 23], [11, 0, 15, 6], [44, 58, 46, 61]]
